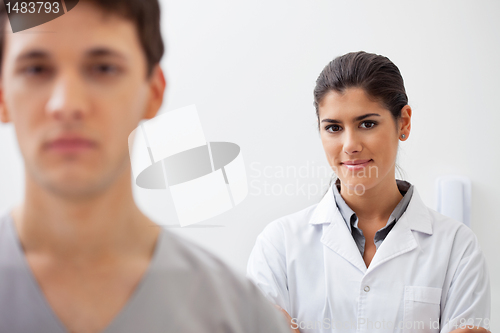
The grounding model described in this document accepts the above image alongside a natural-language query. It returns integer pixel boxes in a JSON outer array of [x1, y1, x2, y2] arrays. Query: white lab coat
[[247, 185, 490, 333]]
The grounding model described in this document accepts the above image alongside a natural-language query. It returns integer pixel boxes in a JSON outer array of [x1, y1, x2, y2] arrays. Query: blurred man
[[0, 1, 290, 332]]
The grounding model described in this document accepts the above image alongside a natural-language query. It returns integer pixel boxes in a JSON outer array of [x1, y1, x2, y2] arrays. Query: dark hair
[[313, 51, 408, 128], [0, 0, 164, 79]]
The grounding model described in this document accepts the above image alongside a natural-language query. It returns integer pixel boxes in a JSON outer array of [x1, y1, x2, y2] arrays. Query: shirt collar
[[308, 180, 432, 235], [330, 178, 414, 232]]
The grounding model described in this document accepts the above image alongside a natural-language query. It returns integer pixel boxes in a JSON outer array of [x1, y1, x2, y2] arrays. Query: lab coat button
[[364, 286, 370, 292]]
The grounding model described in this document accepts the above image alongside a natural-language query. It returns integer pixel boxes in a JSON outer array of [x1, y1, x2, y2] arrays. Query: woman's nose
[[342, 129, 362, 155]]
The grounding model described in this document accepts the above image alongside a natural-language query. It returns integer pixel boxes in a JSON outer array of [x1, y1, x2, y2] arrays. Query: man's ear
[[0, 83, 11, 123], [143, 64, 167, 120]]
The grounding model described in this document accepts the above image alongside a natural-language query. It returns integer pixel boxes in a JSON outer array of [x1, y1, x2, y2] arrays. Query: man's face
[[0, 2, 164, 199]]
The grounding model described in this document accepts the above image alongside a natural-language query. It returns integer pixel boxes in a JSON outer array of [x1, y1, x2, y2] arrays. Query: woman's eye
[[325, 125, 341, 133], [360, 121, 377, 129], [325, 121, 377, 133]]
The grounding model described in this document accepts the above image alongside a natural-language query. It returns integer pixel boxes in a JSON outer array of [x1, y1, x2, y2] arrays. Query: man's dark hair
[[0, 0, 165, 79]]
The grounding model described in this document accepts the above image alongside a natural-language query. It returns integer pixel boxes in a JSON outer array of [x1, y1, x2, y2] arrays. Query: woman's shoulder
[[406, 186, 481, 252], [425, 206, 483, 254]]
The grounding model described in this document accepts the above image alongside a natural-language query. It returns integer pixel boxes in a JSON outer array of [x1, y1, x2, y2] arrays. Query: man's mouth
[[46, 135, 97, 154]]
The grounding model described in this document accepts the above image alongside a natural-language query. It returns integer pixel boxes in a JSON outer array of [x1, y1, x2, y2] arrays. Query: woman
[[246, 51, 490, 333]]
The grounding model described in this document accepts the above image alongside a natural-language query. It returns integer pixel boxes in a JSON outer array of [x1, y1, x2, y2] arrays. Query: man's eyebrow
[[15, 49, 50, 62], [14, 47, 129, 63], [320, 113, 381, 123], [85, 47, 129, 61]]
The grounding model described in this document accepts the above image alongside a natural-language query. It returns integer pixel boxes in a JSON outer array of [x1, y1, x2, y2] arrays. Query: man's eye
[[91, 64, 120, 75], [23, 65, 49, 76]]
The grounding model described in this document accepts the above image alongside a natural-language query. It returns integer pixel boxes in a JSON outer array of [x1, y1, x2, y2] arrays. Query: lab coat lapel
[[309, 186, 433, 275], [309, 187, 368, 274], [366, 187, 433, 273]]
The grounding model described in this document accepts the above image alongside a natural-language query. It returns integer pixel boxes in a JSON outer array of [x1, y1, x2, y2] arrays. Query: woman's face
[[318, 87, 409, 194]]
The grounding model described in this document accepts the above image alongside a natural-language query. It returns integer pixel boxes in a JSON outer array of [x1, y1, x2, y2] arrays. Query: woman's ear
[[399, 105, 412, 140], [143, 64, 167, 120]]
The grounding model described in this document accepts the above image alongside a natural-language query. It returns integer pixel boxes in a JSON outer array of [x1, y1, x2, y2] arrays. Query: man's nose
[[45, 70, 89, 122]]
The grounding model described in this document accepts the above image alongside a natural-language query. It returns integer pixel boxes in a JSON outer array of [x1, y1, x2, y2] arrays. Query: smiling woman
[[247, 51, 491, 333], [314, 52, 410, 194]]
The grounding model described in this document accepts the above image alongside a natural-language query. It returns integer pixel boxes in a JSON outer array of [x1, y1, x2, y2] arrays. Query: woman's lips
[[342, 159, 373, 170]]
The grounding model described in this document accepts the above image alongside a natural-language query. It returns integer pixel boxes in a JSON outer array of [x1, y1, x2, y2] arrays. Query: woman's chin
[[338, 177, 375, 194]]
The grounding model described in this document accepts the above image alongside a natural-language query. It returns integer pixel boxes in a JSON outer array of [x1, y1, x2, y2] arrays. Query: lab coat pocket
[[403, 286, 442, 333]]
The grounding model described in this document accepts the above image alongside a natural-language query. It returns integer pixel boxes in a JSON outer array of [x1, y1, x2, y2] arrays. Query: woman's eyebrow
[[320, 113, 381, 124]]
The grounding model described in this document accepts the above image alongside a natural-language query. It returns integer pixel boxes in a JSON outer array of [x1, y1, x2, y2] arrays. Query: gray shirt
[[0, 212, 290, 333], [332, 178, 414, 256]]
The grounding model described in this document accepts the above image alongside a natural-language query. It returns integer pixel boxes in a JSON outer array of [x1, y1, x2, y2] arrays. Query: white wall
[[0, 0, 498, 329]]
